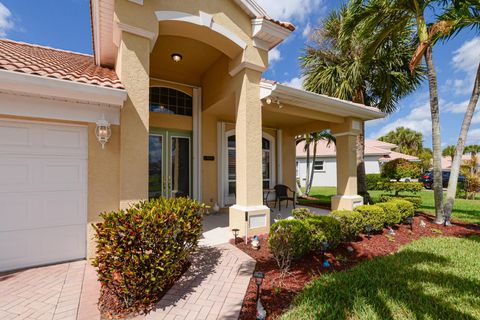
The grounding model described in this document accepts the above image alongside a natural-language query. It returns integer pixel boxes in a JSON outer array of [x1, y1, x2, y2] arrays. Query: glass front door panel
[[149, 135, 163, 198], [170, 136, 190, 198]]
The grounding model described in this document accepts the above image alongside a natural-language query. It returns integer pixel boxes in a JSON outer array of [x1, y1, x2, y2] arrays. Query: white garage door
[[0, 119, 87, 272]]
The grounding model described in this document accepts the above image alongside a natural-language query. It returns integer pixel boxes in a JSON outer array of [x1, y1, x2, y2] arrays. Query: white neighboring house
[[296, 139, 419, 187]]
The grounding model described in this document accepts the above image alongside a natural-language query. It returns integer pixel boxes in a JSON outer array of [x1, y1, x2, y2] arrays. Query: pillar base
[[331, 195, 363, 211], [229, 205, 270, 237]]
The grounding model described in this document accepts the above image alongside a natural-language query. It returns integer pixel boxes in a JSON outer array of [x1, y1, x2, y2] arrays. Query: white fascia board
[[252, 18, 292, 49], [0, 70, 127, 107], [233, 0, 268, 18], [262, 81, 385, 120]]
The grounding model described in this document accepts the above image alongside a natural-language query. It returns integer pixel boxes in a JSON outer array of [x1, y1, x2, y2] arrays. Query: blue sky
[[0, 0, 479, 148]]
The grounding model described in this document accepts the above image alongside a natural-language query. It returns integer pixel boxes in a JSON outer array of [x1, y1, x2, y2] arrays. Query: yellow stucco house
[[0, 0, 384, 272]]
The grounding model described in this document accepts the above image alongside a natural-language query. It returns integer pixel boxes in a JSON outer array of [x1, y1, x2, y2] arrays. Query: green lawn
[[280, 236, 480, 320], [300, 187, 480, 225]]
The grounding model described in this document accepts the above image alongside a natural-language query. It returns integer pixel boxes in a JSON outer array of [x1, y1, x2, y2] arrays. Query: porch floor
[[200, 204, 330, 246]]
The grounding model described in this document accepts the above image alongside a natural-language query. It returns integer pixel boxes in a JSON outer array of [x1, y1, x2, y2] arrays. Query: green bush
[[366, 174, 386, 190], [354, 205, 386, 232], [379, 194, 422, 210], [302, 216, 342, 250], [391, 199, 415, 220], [292, 207, 313, 220], [92, 197, 204, 313], [381, 158, 422, 181], [376, 202, 402, 226], [330, 210, 365, 240], [377, 181, 423, 195], [269, 220, 310, 272]]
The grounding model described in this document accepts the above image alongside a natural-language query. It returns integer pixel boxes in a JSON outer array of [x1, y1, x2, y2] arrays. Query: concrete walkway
[[0, 244, 254, 320]]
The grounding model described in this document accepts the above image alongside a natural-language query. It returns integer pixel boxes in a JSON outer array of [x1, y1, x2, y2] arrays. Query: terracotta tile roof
[[0, 39, 123, 89], [262, 16, 296, 31]]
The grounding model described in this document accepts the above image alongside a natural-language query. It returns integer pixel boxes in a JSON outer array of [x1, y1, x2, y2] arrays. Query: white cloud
[[255, 0, 323, 22], [369, 102, 432, 138], [471, 112, 480, 125], [268, 47, 282, 64], [467, 128, 480, 144], [443, 37, 480, 96], [0, 2, 14, 37], [283, 76, 304, 89], [442, 99, 470, 113], [452, 37, 480, 74], [302, 22, 312, 38]]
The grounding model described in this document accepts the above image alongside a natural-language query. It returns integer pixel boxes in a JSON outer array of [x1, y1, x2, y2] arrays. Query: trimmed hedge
[[379, 194, 422, 210], [269, 220, 310, 260], [93, 197, 204, 313], [302, 216, 342, 250], [376, 202, 402, 226], [366, 173, 385, 190], [292, 207, 314, 220], [354, 205, 386, 232], [330, 210, 364, 240], [377, 181, 423, 195], [392, 199, 415, 220]]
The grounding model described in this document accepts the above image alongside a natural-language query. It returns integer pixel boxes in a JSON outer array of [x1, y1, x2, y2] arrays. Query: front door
[[149, 129, 192, 199]]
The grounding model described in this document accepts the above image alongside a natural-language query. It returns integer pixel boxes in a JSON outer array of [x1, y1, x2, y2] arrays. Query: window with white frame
[[314, 160, 324, 171], [225, 132, 275, 201]]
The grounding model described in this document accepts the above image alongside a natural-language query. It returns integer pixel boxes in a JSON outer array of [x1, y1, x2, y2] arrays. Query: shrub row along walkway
[[0, 243, 255, 320]]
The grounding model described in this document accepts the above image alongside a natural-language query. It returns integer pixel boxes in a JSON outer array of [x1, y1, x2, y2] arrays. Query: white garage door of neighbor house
[[0, 120, 87, 272]]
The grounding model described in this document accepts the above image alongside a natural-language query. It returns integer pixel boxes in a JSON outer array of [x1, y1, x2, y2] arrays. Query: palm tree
[[342, 0, 470, 223], [378, 127, 424, 155], [442, 145, 456, 162], [301, 5, 424, 203], [440, 1, 480, 223]]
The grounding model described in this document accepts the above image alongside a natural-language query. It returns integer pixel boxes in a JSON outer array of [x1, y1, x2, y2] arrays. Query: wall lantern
[[171, 53, 183, 63], [95, 116, 111, 149]]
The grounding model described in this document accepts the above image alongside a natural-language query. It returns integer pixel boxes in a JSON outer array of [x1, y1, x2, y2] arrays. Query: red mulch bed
[[235, 214, 480, 320]]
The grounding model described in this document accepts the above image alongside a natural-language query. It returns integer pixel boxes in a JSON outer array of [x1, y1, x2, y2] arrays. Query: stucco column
[[331, 119, 364, 210], [229, 69, 270, 237], [116, 32, 150, 209]]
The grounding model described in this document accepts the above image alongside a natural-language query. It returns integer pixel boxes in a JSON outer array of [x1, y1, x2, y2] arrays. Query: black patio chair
[[273, 184, 296, 211]]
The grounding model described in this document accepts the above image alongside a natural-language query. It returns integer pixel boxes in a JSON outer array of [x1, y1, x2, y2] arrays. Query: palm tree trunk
[[444, 62, 480, 222], [307, 141, 318, 195], [305, 138, 311, 195], [424, 46, 444, 223]]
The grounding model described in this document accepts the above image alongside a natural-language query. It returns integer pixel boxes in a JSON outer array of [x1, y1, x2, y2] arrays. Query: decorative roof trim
[[260, 80, 385, 120], [155, 11, 247, 50], [252, 18, 292, 50], [233, 0, 268, 18], [113, 21, 158, 51]]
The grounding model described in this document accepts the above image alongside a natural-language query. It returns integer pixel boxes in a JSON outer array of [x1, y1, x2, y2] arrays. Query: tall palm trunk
[[306, 141, 318, 195], [424, 46, 444, 223], [305, 137, 311, 194], [444, 63, 480, 222]]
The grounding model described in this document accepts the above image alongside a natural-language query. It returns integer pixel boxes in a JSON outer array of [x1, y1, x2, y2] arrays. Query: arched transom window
[[149, 87, 193, 116]]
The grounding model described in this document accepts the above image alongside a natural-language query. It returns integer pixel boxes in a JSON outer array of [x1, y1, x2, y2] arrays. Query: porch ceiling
[[150, 35, 223, 86]]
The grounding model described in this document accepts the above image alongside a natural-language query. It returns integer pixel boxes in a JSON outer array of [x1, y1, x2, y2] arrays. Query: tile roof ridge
[[0, 38, 93, 59]]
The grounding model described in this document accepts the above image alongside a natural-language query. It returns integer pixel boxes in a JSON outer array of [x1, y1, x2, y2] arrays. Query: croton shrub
[[92, 197, 204, 314]]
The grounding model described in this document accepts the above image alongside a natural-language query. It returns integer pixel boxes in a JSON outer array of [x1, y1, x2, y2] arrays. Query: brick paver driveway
[[0, 260, 99, 320], [0, 244, 254, 320]]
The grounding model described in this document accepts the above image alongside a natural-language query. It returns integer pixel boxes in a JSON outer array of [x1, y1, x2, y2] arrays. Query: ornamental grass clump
[[92, 197, 204, 314]]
